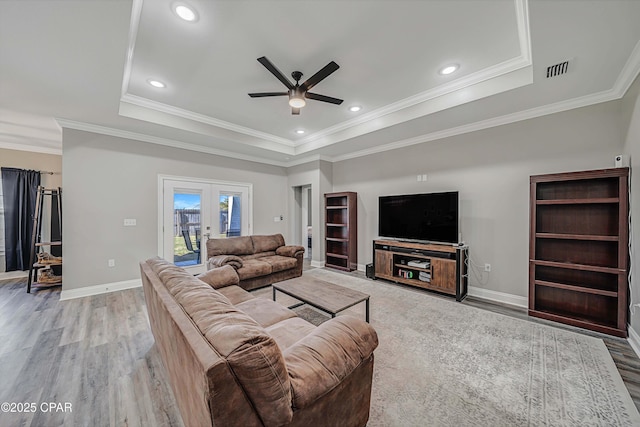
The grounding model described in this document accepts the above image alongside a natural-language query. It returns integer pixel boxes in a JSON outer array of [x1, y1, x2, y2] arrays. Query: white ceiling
[[1, 0, 639, 166]]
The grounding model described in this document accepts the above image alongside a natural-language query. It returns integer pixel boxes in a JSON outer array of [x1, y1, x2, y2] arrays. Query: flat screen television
[[378, 191, 459, 243]]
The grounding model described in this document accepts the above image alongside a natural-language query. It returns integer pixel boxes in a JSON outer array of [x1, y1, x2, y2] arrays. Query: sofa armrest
[[207, 254, 243, 270], [196, 265, 239, 289], [283, 316, 378, 409], [276, 245, 305, 258]]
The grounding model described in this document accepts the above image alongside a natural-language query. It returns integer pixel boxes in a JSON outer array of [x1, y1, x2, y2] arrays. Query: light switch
[[124, 218, 137, 226]]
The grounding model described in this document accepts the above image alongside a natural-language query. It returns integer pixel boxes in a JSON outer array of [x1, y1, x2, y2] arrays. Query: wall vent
[[546, 61, 569, 78]]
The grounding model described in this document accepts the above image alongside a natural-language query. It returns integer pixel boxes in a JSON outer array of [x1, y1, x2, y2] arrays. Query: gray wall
[[62, 129, 288, 290], [332, 101, 626, 299], [623, 76, 640, 334]]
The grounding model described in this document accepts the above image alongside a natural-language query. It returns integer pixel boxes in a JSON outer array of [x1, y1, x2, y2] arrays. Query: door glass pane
[[174, 192, 201, 266], [219, 193, 242, 237]]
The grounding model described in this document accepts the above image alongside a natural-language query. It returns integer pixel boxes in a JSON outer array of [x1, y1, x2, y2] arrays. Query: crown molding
[[283, 154, 334, 168], [516, 0, 532, 64], [55, 118, 288, 167], [329, 88, 625, 163], [120, 93, 294, 148], [613, 39, 640, 96], [121, 0, 143, 98], [0, 141, 62, 156]]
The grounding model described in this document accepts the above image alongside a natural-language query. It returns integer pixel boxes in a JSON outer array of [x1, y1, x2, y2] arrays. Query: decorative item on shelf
[[38, 269, 62, 284], [408, 260, 429, 268], [37, 251, 62, 265]]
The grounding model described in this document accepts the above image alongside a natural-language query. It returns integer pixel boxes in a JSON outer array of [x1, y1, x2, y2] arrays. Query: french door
[[160, 176, 251, 274]]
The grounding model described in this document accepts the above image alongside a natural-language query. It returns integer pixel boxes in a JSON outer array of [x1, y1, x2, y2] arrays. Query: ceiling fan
[[248, 56, 343, 115]]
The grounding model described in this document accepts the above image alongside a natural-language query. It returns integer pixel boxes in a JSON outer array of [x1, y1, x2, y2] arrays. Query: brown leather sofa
[[140, 257, 378, 427], [206, 234, 305, 290]]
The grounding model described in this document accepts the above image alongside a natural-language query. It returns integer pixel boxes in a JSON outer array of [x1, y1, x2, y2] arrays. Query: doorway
[[159, 176, 252, 274], [294, 185, 312, 259]]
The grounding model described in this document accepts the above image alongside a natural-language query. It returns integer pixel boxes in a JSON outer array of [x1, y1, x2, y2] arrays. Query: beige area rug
[[258, 269, 640, 426]]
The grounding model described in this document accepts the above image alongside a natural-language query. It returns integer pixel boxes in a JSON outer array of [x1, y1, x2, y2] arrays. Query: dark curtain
[[1, 168, 41, 271]]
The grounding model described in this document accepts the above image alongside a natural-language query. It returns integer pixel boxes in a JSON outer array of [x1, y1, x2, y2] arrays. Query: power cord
[[628, 167, 635, 315], [465, 248, 490, 286]]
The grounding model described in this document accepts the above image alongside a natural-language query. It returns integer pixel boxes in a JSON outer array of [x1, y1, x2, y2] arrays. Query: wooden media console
[[373, 240, 468, 301]]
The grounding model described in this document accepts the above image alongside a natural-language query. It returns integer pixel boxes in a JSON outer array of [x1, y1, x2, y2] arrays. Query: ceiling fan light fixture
[[289, 97, 306, 108], [173, 3, 198, 22], [439, 64, 459, 75]]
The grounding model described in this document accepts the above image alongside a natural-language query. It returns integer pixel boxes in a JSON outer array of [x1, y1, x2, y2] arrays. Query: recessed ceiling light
[[349, 105, 362, 112], [147, 79, 166, 88], [295, 129, 305, 134], [440, 65, 459, 75], [174, 3, 198, 22]]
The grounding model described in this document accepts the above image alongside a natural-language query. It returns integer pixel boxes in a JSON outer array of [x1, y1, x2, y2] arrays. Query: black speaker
[[366, 263, 375, 279]]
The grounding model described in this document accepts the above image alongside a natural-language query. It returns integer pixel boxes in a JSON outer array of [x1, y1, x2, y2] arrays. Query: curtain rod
[[40, 171, 61, 175]]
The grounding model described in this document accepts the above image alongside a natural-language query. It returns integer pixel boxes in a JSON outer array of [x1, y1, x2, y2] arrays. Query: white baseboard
[[0, 271, 28, 280], [310, 260, 325, 268], [468, 286, 528, 308], [60, 279, 142, 301], [357, 263, 366, 272], [627, 325, 640, 359]]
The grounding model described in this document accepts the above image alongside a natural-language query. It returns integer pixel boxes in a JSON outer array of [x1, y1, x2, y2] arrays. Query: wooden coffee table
[[273, 276, 370, 323]]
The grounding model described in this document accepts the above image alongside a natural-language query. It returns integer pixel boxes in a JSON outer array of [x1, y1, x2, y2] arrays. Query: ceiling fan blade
[[292, 107, 300, 115], [305, 92, 343, 105], [248, 92, 288, 98], [300, 61, 339, 91], [257, 56, 294, 90]]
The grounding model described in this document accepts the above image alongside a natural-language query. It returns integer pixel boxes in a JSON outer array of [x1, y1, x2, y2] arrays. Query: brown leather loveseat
[[140, 257, 378, 427], [206, 234, 305, 290]]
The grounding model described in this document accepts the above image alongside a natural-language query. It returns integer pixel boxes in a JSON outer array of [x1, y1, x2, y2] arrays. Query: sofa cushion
[[266, 317, 316, 351], [217, 285, 256, 305], [237, 259, 272, 281], [251, 234, 285, 253], [276, 245, 305, 258], [236, 298, 297, 328], [196, 265, 239, 289], [241, 251, 276, 261], [261, 255, 298, 273], [284, 316, 379, 409], [207, 254, 243, 269], [207, 236, 254, 257]]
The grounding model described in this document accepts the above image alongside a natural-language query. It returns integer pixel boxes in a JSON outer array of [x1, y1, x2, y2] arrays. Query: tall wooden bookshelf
[[529, 168, 629, 337], [325, 192, 357, 271]]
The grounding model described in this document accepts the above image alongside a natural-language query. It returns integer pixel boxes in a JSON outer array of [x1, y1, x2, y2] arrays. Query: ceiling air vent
[[546, 60, 569, 78]]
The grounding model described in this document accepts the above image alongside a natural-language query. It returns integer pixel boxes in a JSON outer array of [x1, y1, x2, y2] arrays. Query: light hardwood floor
[[0, 278, 183, 427], [1, 269, 639, 427]]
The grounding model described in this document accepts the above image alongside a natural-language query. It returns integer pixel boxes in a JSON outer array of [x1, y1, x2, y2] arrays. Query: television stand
[[373, 240, 468, 301]]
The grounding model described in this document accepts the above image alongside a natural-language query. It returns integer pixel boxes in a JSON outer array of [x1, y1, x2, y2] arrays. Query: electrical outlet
[[484, 263, 491, 272], [108, 259, 115, 268]]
